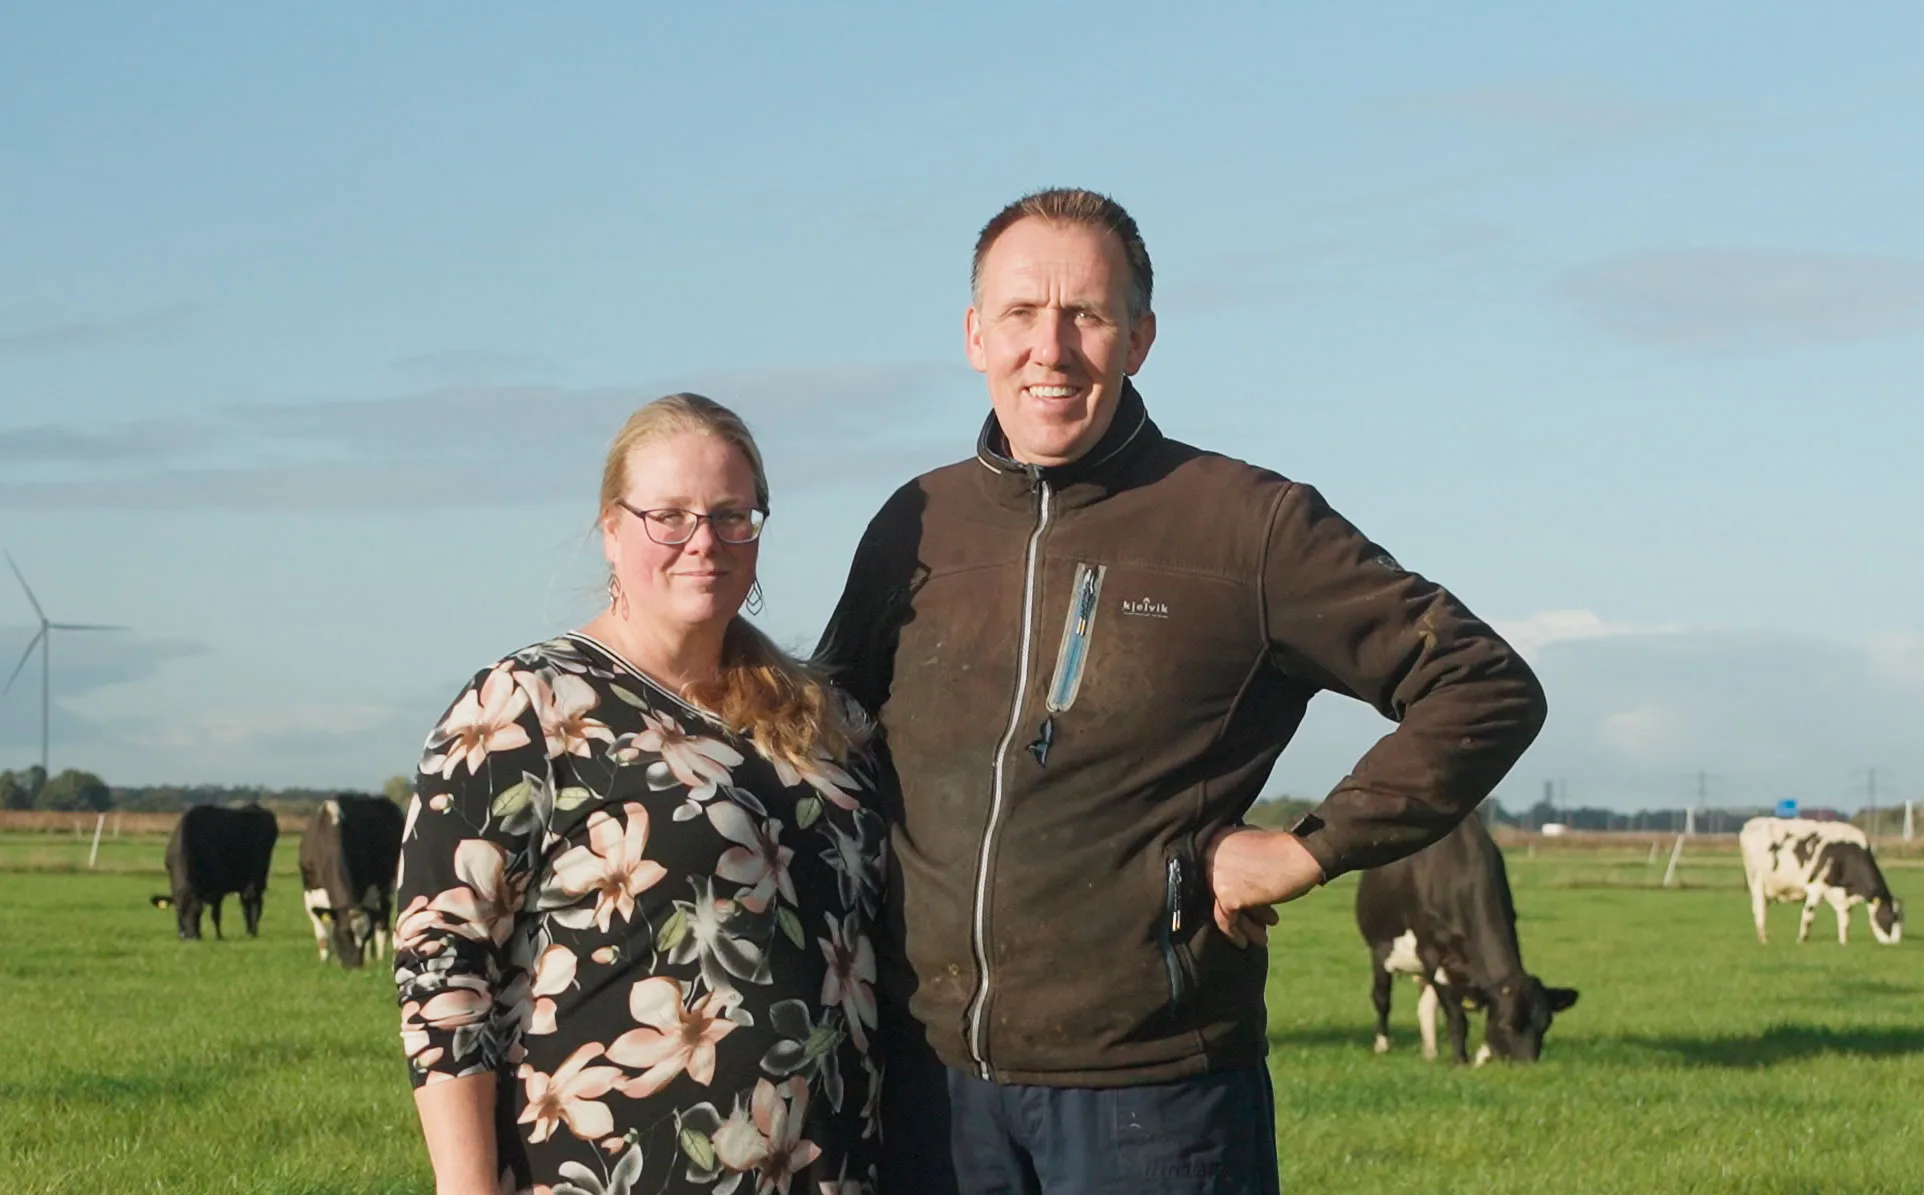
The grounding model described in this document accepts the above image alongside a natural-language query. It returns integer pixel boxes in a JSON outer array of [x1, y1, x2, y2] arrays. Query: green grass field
[[2, 832, 1918, 1194]]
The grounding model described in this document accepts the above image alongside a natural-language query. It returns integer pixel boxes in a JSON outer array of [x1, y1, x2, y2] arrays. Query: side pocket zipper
[[1160, 854, 1191, 1012]]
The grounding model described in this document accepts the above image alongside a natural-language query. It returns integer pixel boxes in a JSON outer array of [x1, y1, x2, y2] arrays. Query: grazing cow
[[1356, 813, 1578, 1064], [1740, 817, 1903, 946], [149, 804, 279, 940], [299, 794, 405, 969]]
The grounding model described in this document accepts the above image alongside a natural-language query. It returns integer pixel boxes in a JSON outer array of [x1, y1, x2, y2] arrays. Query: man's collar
[[974, 380, 1155, 486]]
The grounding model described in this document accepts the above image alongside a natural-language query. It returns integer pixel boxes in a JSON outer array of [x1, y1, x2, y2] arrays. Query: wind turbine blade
[[3, 628, 44, 696], [48, 623, 129, 632], [3, 552, 46, 622]]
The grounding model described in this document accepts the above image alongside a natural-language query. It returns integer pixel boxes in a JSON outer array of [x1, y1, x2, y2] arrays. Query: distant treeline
[[1494, 800, 1772, 834], [8, 767, 1909, 835], [0, 767, 412, 814], [1246, 794, 1773, 834], [0, 767, 111, 812], [1250, 794, 1909, 838], [1487, 798, 1911, 836]]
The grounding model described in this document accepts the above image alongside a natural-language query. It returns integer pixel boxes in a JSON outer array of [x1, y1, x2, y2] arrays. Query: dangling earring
[[745, 579, 765, 616], [608, 573, 629, 618]]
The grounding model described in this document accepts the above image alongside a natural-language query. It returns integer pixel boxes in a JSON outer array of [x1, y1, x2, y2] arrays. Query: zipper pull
[[1073, 566, 1099, 633], [1027, 716, 1054, 766], [1167, 856, 1184, 935]]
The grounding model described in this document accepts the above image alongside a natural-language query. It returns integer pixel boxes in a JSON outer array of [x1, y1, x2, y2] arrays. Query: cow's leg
[[1415, 981, 1440, 1061], [372, 895, 392, 962], [303, 888, 332, 962], [177, 892, 202, 940], [1829, 889, 1852, 944], [209, 895, 225, 940], [1797, 889, 1823, 943], [1750, 879, 1770, 945], [1439, 985, 1472, 1065], [1370, 950, 1394, 1053]]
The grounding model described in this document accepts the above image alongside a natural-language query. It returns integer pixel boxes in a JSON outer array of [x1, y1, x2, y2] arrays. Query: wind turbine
[[4, 553, 126, 777]]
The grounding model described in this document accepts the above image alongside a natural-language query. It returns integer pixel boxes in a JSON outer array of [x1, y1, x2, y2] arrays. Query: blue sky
[[3, 3, 1920, 811]]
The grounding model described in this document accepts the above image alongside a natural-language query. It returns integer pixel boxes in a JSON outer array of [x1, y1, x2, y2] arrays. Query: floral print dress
[[396, 634, 884, 1195]]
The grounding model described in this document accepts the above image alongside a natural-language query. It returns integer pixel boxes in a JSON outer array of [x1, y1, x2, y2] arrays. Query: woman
[[396, 394, 884, 1195]]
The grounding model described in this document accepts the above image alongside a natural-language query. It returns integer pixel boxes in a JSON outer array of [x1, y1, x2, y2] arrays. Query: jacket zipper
[[966, 478, 1053, 1078], [1160, 854, 1189, 1012]]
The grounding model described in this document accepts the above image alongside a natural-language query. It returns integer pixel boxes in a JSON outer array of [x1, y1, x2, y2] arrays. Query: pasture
[[1, 829, 1919, 1194]]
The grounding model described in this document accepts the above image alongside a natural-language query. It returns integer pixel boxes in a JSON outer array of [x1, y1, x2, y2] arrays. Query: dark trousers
[[880, 1042, 1281, 1194]]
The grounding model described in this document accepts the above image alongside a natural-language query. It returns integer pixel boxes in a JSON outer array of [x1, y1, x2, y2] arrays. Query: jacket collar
[[974, 381, 1160, 511]]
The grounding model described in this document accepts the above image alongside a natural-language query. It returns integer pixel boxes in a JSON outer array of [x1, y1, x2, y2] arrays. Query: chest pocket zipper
[[1046, 563, 1106, 714]]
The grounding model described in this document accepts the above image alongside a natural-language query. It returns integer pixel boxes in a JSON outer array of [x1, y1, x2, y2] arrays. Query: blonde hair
[[600, 393, 865, 770]]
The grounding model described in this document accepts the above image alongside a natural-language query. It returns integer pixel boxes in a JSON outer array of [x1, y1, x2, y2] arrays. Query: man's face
[[966, 217, 1156, 467]]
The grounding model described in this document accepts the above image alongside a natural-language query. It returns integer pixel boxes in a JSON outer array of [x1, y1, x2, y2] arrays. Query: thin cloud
[[1519, 627, 1921, 805], [7, 699, 428, 786], [0, 362, 981, 511], [1866, 631, 1924, 691], [1162, 224, 1514, 312], [1562, 249, 1924, 346], [1298, 154, 1560, 222], [0, 306, 201, 359], [391, 350, 562, 386], [1160, 241, 1353, 311], [1268, 620, 1924, 810], [1492, 609, 1682, 657], [1415, 84, 1687, 148], [0, 421, 208, 467], [0, 460, 516, 511], [0, 631, 206, 754], [1300, 83, 1687, 223]]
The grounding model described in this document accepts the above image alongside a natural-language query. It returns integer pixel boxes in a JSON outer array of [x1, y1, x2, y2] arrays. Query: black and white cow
[[1740, 817, 1902, 946], [299, 794, 405, 969], [150, 803, 279, 940], [1355, 812, 1578, 1064]]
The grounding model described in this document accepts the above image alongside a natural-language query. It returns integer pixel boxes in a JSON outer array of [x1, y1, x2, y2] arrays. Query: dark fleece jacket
[[819, 383, 1546, 1086]]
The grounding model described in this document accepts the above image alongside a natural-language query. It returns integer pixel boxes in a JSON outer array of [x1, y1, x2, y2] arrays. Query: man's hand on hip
[[1202, 827, 1326, 947]]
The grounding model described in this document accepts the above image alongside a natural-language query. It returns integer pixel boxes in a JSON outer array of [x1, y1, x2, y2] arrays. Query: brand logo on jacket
[[1119, 596, 1169, 619]]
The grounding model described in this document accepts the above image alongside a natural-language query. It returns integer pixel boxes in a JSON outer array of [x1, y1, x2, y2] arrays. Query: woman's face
[[603, 431, 761, 636]]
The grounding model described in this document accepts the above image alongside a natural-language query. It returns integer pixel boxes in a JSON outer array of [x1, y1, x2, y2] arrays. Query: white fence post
[[1905, 800, 1915, 843], [1662, 834, 1687, 888], [87, 813, 107, 868]]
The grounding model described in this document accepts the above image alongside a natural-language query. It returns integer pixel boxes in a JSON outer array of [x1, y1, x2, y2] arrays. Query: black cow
[[299, 794, 405, 969], [1355, 813, 1578, 1063], [150, 804, 279, 940]]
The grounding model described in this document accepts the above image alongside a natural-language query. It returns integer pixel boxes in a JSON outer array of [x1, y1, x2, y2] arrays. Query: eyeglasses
[[617, 501, 767, 546]]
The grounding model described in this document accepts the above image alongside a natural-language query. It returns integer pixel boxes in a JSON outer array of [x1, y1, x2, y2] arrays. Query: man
[[818, 188, 1546, 1194]]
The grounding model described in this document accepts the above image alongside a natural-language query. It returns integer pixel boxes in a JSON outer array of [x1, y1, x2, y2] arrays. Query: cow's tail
[[150, 895, 174, 908]]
